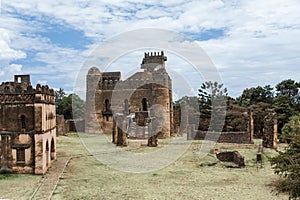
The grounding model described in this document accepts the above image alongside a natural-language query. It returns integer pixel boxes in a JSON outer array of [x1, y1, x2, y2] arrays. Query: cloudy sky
[[1, 0, 300, 98]]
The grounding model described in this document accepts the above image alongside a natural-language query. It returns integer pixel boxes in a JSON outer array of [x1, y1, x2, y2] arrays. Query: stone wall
[[190, 130, 252, 144], [56, 115, 85, 135], [263, 111, 278, 148], [56, 115, 66, 136], [86, 51, 173, 137], [65, 119, 85, 133], [0, 75, 56, 174]]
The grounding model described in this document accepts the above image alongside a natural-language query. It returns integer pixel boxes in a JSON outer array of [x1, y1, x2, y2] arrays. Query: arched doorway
[[50, 138, 55, 160], [46, 140, 49, 167], [142, 98, 147, 111]]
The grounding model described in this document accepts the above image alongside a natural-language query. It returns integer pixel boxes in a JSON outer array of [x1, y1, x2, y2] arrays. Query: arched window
[[21, 115, 26, 129], [142, 98, 147, 111], [105, 99, 110, 111], [46, 140, 49, 152]]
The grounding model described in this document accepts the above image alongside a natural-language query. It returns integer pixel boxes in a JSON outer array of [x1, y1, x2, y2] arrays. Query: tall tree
[[59, 94, 85, 119], [174, 96, 200, 113], [198, 81, 228, 131], [198, 81, 228, 110], [270, 114, 300, 199], [55, 88, 66, 101], [55, 88, 85, 119], [273, 79, 300, 134], [236, 85, 274, 107], [276, 79, 300, 97], [55, 88, 66, 116]]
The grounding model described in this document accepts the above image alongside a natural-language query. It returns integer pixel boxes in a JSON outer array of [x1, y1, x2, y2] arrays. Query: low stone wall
[[65, 119, 85, 133], [56, 116, 85, 135], [190, 130, 252, 144], [56, 115, 65, 136]]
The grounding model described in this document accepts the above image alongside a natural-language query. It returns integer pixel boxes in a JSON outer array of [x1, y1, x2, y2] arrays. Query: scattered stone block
[[216, 151, 245, 168]]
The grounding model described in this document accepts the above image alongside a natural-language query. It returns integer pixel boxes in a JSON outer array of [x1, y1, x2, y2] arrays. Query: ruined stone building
[[85, 51, 278, 147], [85, 51, 174, 138], [0, 75, 56, 174]]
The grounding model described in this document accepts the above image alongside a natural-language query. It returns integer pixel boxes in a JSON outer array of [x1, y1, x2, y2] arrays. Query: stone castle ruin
[[85, 51, 174, 141], [0, 54, 279, 175], [0, 75, 56, 174], [85, 51, 278, 149]]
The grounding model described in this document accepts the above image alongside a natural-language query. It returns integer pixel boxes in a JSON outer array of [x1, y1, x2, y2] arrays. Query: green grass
[[52, 134, 288, 200], [0, 134, 289, 199], [0, 174, 41, 199]]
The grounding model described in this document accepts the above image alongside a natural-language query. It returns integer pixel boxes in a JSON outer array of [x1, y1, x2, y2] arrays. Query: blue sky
[[1, 0, 300, 98]]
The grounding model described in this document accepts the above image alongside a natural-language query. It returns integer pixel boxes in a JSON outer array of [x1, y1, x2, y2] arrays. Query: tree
[[198, 81, 228, 102], [275, 79, 300, 112], [198, 81, 228, 131], [281, 115, 300, 143], [59, 94, 85, 119], [55, 88, 66, 101], [273, 80, 300, 134], [276, 79, 299, 97], [174, 96, 200, 113], [270, 114, 300, 199], [55, 88, 85, 119], [198, 81, 228, 111], [55, 88, 66, 116], [236, 85, 274, 107]]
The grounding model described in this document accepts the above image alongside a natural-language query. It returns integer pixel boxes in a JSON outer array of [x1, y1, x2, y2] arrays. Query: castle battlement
[[0, 75, 55, 104], [0, 75, 56, 175], [141, 51, 167, 72]]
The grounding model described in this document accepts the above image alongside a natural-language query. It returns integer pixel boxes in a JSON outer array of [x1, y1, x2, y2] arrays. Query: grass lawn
[[0, 173, 42, 200], [0, 133, 289, 199], [53, 133, 288, 200]]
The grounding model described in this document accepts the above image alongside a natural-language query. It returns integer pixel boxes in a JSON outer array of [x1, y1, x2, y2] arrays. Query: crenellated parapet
[[141, 51, 167, 73], [101, 72, 121, 90], [0, 75, 55, 104], [142, 51, 167, 65]]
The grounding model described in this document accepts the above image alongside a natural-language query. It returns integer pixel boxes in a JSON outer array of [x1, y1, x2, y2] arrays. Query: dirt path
[[30, 155, 70, 200]]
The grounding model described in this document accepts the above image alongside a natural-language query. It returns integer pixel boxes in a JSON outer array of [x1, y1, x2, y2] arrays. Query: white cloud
[[0, 0, 300, 97], [9, 63, 22, 73], [0, 28, 26, 60], [0, 63, 23, 81]]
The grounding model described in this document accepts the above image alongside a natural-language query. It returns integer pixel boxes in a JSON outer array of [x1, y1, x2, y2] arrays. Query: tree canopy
[[55, 88, 85, 119], [270, 114, 300, 199], [236, 85, 273, 107], [236, 79, 300, 135]]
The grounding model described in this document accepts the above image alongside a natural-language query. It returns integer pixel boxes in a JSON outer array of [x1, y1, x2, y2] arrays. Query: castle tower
[[141, 51, 167, 72], [85, 51, 173, 138], [85, 67, 102, 133], [0, 75, 56, 174]]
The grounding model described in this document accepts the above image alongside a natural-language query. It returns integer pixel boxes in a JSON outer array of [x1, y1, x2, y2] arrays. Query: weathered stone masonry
[[85, 51, 174, 139], [0, 75, 56, 174]]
